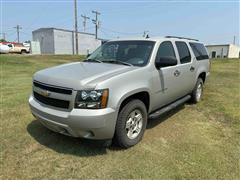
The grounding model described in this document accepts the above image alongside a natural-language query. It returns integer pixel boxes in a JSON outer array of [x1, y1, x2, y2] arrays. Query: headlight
[[75, 89, 109, 109]]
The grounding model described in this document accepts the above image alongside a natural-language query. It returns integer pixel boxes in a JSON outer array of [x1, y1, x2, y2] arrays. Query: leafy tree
[[0, 39, 7, 42]]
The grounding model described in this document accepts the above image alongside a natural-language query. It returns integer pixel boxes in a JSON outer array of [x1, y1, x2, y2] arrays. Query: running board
[[149, 95, 191, 119]]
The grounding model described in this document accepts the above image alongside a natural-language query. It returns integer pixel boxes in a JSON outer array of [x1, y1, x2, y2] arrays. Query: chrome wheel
[[125, 109, 143, 139], [196, 83, 203, 101]]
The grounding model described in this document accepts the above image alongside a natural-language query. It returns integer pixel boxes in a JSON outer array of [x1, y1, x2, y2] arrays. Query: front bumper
[[29, 95, 117, 140]]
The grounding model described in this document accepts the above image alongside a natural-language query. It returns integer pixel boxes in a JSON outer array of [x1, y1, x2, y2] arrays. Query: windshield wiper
[[84, 59, 103, 63], [102, 60, 133, 66]]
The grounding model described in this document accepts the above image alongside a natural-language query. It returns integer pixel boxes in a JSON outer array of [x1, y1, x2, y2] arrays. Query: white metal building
[[206, 44, 240, 58], [32, 28, 102, 55]]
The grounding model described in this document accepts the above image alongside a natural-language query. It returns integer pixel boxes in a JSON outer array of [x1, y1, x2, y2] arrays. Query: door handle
[[174, 70, 180, 77], [190, 66, 195, 72]]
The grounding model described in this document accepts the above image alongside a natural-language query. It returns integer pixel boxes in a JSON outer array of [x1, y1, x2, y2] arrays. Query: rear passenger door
[[174, 41, 196, 95]]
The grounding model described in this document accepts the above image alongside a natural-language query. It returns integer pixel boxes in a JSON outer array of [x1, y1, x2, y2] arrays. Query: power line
[[81, 14, 90, 32], [74, 0, 79, 55], [13, 25, 22, 43], [19, 31, 32, 36], [101, 3, 156, 14], [92, 10, 101, 39], [101, 27, 142, 35], [79, 26, 95, 32], [99, 29, 116, 39], [6, 31, 16, 38]]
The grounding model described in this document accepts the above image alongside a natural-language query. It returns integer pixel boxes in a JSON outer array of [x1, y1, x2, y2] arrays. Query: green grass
[[1, 55, 240, 179]]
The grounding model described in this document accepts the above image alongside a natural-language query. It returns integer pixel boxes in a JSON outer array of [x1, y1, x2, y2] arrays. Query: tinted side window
[[175, 41, 191, 64], [190, 42, 209, 60], [156, 41, 176, 61]]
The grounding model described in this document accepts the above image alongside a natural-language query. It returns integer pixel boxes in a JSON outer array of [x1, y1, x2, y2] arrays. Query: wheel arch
[[117, 89, 151, 114], [21, 49, 27, 54], [198, 71, 206, 83]]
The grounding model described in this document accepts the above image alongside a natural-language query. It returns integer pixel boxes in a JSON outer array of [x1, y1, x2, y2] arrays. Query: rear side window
[[190, 42, 209, 60], [175, 41, 191, 64], [156, 41, 176, 60]]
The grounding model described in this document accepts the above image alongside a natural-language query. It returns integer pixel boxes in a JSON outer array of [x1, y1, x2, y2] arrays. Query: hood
[[33, 62, 135, 90]]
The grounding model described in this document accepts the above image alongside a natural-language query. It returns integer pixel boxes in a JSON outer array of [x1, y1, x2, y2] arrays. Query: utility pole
[[14, 25, 22, 43], [81, 14, 90, 32], [92, 10, 101, 39], [74, 0, 79, 54], [233, 36, 236, 45]]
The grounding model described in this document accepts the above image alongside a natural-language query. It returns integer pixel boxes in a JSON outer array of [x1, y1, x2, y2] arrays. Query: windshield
[[87, 40, 155, 66]]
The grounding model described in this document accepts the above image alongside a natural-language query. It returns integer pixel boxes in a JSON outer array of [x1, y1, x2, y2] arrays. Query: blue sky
[[1, 0, 239, 45]]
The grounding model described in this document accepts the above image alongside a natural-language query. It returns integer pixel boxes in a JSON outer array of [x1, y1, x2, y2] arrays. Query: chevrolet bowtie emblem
[[40, 90, 50, 97]]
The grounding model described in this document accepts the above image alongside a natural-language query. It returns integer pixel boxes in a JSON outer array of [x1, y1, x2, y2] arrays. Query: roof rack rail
[[165, 36, 199, 41]]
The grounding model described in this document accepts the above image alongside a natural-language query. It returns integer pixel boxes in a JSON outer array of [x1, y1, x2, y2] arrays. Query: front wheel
[[191, 78, 203, 103], [114, 99, 147, 148]]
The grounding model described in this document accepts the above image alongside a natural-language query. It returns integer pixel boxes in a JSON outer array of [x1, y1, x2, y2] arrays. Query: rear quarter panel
[[195, 59, 210, 82]]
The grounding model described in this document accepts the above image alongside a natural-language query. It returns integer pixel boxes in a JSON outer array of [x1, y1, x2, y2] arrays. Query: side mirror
[[86, 53, 91, 58], [155, 56, 178, 69]]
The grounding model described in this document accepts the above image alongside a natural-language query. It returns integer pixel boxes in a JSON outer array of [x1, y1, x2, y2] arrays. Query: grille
[[33, 91, 70, 109], [33, 81, 72, 95]]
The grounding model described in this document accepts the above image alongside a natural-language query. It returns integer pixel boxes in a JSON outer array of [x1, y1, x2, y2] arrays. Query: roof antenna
[[143, 30, 149, 38]]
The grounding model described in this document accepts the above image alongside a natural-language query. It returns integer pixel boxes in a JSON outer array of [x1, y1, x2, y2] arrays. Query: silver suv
[[29, 36, 210, 148]]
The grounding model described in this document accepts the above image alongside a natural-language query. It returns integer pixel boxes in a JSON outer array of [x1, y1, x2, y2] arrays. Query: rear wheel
[[114, 99, 147, 148], [191, 78, 203, 103]]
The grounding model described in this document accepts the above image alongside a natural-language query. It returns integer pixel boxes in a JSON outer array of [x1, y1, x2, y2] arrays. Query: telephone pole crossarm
[[92, 10, 101, 39], [81, 14, 90, 32], [14, 25, 22, 43]]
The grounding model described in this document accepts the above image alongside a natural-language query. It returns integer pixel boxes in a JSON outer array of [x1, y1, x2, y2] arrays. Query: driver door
[[151, 41, 182, 110]]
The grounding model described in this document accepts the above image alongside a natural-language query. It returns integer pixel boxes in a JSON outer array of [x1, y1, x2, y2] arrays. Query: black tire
[[191, 78, 204, 103], [114, 99, 147, 148], [21, 50, 26, 54]]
